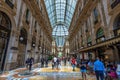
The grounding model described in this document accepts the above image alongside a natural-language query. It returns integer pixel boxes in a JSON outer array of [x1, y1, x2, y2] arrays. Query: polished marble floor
[[0, 62, 96, 80]]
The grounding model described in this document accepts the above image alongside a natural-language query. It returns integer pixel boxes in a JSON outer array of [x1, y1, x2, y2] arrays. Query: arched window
[[0, 11, 11, 30], [5, 0, 14, 9], [93, 7, 99, 24], [113, 14, 120, 36], [34, 21, 37, 32], [19, 28, 27, 45], [87, 36, 92, 46], [96, 28, 104, 38], [96, 28, 105, 43], [110, 0, 120, 9], [26, 8, 30, 24]]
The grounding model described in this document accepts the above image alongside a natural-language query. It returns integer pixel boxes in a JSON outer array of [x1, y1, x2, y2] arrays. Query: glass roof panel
[[44, 0, 77, 47], [52, 25, 68, 36]]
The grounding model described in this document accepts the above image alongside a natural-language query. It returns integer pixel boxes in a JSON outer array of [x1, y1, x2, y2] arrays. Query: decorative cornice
[[78, 36, 120, 52]]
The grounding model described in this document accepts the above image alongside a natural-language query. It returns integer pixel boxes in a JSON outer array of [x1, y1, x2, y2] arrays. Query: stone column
[[35, 36, 39, 63], [5, 30, 19, 70]]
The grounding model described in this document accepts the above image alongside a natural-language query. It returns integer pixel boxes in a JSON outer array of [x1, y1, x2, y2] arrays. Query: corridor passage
[[0, 0, 120, 80], [0, 62, 95, 80]]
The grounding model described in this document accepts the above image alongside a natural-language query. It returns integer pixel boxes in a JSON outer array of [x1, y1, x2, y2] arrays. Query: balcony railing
[[5, 0, 14, 9], [111, 0, 120, 9]]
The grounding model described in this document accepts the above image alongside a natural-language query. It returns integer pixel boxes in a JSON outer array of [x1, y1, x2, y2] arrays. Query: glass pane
[[97, 28, 104, 38], [44, 0, 78, 46]]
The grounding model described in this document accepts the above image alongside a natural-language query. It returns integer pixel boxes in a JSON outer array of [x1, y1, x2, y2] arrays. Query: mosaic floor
[[0, 62, 96, 80]]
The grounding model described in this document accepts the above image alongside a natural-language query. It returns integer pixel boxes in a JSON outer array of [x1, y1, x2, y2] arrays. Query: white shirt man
[[53, 57, 57, 62]]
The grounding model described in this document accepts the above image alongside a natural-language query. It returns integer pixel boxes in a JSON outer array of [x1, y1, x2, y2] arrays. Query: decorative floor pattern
[[0, 63, 96, 80]]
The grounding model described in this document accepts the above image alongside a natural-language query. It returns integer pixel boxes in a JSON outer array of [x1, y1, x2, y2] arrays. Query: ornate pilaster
[[5, 30, 19, 70]]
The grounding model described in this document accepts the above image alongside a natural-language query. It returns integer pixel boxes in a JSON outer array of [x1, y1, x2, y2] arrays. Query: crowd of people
[[51, 56, 68, 70], [70, 56, 120, 80], [25, 56, 120, 80]]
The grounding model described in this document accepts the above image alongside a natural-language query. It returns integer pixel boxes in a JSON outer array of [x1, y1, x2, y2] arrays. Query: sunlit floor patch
[[36, 66, 80, 73], [29, 75, 82, 80]]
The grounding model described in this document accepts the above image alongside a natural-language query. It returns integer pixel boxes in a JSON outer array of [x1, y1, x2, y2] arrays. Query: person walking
[[25, 58, 30, 69], [45, 58, 48, 67], [94, 57, 105, 80], [76, 58, 80, 67], [64, 57, 67, 66], [88, 60, 94, 75], [52, 59, 54, 69], [53, 56, 57, 69], [80, 62, 87, 80], [56, 57, 61, 69], [71, 57, 76, 71], [29, 57, 34, 72], [41, 57, 44, 68]]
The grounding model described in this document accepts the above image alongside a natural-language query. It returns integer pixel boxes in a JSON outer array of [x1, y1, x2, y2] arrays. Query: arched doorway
[[17, 28, 27, 67], [0, 11, 11, 71]]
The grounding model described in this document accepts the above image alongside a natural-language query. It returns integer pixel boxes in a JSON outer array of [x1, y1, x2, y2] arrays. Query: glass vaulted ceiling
[[44, 0, 77, 47]]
